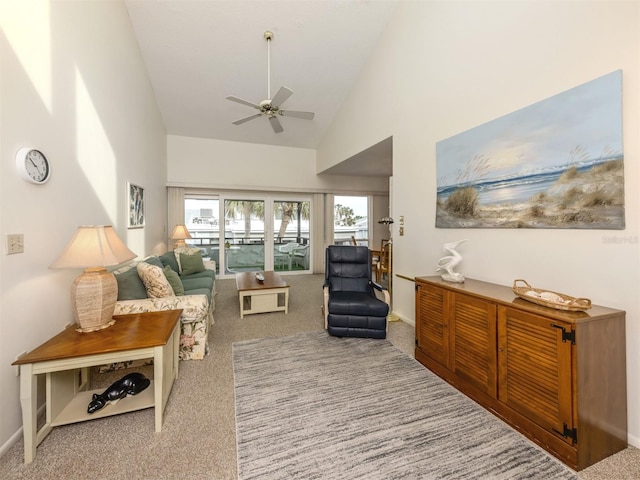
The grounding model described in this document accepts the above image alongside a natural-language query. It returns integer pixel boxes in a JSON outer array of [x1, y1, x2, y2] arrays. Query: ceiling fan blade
[[270, 86, 293, 108], [226, 96, 261, 109], [232, 113, 262, 125], [280, 110, 315, 120], [269, 116, 284, 133]]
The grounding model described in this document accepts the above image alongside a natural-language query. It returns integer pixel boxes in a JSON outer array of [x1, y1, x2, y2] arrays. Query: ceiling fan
[[226, 31, 315, 133]]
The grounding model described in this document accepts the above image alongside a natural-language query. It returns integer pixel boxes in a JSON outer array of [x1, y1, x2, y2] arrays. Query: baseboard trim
[[0, 403, 45, 459], [390, 310, 414, 326]]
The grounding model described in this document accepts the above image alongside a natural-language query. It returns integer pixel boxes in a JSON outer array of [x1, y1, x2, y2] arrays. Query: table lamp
[[170, 224, 192, 248], [50, 225, 136, 332]]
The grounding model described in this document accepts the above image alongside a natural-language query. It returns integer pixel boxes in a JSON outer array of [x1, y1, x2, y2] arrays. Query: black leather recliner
[[323, 245, 389, 339]]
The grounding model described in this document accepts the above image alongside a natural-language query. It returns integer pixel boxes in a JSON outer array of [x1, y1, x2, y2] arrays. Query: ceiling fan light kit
[[226, 30, 315, 133]]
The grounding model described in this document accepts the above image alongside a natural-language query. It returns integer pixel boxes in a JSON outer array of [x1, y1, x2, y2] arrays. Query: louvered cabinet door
[[450, 293, 497, 398], [497, 306, 574, 445], [415, 282, 449, 368]]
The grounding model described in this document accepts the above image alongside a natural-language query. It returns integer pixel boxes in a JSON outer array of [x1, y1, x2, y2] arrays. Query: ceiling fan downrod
[[264, 30, 273, 101]]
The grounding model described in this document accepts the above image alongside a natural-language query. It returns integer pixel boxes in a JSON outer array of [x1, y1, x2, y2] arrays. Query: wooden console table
[[12, 309, 181, 464], [414, 277, 626, 471]]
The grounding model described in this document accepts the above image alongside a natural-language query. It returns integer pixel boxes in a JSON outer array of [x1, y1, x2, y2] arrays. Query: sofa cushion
[[181, 276, 213, 293], [174, 246, 202, 272], [159, 251, 180, 274], [182, 268, 215, 281], [115, 266, 148, 300], [163, 265, 184, 296], [136, 262, 174, 298], [180, 252, 205, 275], [144, 256, 164, 269], [184, 287, 212, 302]]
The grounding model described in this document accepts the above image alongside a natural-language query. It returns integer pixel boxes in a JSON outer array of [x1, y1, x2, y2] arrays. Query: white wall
[[167, 135, 389, 194], [372, 194, 391, 249], [318, 1, 640, 445], [0, 0, 167, 451]]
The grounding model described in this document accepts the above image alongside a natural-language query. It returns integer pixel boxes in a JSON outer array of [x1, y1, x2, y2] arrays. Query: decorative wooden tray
[[512, 279, 592, 311]]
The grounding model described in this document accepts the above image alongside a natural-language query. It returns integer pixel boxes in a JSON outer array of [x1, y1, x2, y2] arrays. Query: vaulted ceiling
[[125, 0, 398, 168]]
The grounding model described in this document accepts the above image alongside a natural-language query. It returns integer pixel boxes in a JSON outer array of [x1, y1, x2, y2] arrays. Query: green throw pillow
[[115, 267, 148, 300], [144, 256, 164, 269], [180, 252, 205, 275], [163, 266, 184, 296], [159, 251, 180, 274]]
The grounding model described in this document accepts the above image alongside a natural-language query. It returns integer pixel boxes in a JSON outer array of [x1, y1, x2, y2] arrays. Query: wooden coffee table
[[235, 271, 290, 318], [12, 309, 181, 464]]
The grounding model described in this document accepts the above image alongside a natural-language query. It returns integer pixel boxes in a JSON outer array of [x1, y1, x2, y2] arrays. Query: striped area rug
[[233, 331, 578, 480]]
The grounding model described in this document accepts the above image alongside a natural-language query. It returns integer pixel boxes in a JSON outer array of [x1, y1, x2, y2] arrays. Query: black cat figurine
[[87, 372, 151, 414]]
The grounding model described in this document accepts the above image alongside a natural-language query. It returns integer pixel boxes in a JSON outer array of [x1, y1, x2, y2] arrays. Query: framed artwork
[[436, 70, 624, 229], [128, 182, 145, 228]]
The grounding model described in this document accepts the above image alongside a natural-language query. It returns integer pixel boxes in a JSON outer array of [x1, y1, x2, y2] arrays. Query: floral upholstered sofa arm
[[111, 252, 216, 362], [113, 294, 210, 361], [114, 294, 209, 323]]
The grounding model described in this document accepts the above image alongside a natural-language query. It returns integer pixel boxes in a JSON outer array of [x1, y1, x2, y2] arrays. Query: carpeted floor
[[0, 273, 638, 479], [233, 331, 578, 480]]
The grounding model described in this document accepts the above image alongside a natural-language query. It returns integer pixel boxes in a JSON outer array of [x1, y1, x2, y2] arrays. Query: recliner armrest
[[370, 281, 390, 305]]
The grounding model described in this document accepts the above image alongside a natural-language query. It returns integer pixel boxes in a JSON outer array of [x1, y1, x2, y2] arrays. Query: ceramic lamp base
[[72, 267, 118, 333]]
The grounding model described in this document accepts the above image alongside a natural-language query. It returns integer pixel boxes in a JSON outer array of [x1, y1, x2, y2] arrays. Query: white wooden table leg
[[173, 323, 179, 380], [19, 364, 37, 464], [239, 291, 245, 318], [285, 288, 289, 314], [154, 345, 164, 432]]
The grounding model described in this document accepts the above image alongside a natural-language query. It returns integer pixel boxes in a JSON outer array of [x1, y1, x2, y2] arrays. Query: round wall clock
[[16, 147, 51, 184]]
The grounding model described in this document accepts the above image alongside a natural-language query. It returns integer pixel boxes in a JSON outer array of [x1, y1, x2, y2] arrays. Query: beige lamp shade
[[170, 224, 192, 247], [51, 226, 136, 333]]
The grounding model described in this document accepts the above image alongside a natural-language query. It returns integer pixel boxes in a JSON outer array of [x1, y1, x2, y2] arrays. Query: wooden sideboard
[[414, 276, 627, 471]]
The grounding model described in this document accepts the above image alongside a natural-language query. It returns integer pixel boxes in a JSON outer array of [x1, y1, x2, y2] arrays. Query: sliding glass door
[[273, 200, 311, 272], [184, 193, 312, 277], [184, 196, 220, 274], [223, 199, 266, 274]]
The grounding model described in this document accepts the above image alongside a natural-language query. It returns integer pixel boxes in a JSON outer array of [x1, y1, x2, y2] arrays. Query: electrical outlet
[[6, 234, 24, 254]]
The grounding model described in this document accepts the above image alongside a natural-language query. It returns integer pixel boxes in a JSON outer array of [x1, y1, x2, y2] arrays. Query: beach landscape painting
[[436, 70, 624, 229]]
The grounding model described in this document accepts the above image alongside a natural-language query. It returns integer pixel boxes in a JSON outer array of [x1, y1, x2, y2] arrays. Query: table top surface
[[415, 276, 624, 321], [235, 271, 289, 291], [13, 310, 182, 365]]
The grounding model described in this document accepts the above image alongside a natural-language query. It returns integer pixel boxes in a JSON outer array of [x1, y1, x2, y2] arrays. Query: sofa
[[111, 247, 216, 361]]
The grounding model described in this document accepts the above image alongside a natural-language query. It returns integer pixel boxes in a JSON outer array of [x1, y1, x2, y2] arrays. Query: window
[[333, 195, 369, 246], [184, 196, 220, 273]]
